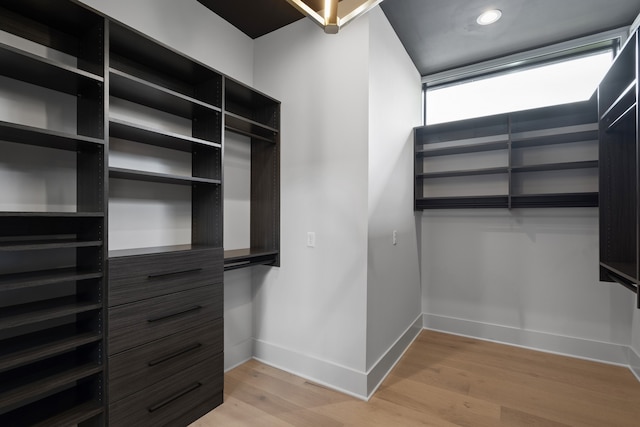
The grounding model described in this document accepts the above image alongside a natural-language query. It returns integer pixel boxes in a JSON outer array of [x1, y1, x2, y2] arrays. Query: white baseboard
[[366, 314, 422, 398], [224, 338, 254, 373], [252, 315, 423, 400], [631, 346, 640, 382], [423, 313, 631, 367]]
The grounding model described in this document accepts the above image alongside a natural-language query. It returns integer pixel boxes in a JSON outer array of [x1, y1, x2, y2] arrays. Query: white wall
[[366, 7, 422, 380], [77, 0, 254, 85], [252, 16, 371, 395], [422, 208, 633, 363]]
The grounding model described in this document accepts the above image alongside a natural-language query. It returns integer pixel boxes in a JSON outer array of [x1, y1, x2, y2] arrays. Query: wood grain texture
[[191, 330, 640, 427]]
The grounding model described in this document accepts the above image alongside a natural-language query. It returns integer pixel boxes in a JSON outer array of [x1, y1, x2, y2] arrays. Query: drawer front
[[109, 354, 223, 427], [108, 248, 223, 306], [108, 284, 222, 355], [109, 318, 223, 401]]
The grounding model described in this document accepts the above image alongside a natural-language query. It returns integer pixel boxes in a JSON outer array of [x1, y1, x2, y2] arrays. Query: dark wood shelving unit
[[0, 1, 106, 425], [1, 1, 282, 424], [598, 29, 640, 307], [224, 78, 281, 268], [415, 95, 598, 210]]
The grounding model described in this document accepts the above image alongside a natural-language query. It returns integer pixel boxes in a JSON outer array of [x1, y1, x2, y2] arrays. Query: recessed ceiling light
[[477, 9, 502, 26]]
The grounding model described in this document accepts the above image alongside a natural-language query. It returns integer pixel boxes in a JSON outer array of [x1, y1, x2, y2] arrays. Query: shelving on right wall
[[414, 95, 599, 210]]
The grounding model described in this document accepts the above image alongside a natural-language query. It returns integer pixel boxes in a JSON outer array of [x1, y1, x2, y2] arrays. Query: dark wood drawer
[[108, 284, 222, 355], [108, 248, 223, 306], [108, 354, 223, 427], [109, 318, 223, 401]]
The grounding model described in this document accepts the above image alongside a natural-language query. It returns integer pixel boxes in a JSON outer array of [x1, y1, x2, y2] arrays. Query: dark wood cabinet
[[598, 29, 640, 307], [0, 1, 106, 425], [414, 96, 599, 210], [0, 1, 281, 425]]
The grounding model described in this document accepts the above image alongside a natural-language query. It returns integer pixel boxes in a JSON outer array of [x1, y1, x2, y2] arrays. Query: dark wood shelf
[[416, 196, 508, 209], [0, 120, 104, 151], [605, 102, 636, 133], [511, 124, 598, 148], [109, 167, 222, 186], [110, 68, 221, 119], [0, 212, 104, 218], [0, 237, 102, 251], [31, 401, 104, 427], [225, 112, 279, 142], [600, 262, 638, 288], [0, 267, 103, 293], [418, 166, 508, 180], [0, 42, 103, 96], [511, 160, 598, 173], [0, 297, 102, 331], [416, 140, 508, 158], [600, 80, 636, 123], [109, 243, 219, 259], [110, 118, 221, 151], [511, 192, 598, 208], [224, 248, 279, 271], [0, 326, 101, 372], [0, 362, 102, 412]]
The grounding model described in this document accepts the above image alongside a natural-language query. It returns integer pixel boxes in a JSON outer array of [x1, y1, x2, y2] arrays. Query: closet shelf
[[0, 121, 104, 151], [110, 118, 221, 151], [110, 68, 221, 118], [0, 326, 101, 372], [511, 124, 598, 148], [418, 167, 508, 179], [225, 112, 279, 142], [0, 237, 102, 251], [0, 42, 103, 96], [416, 140, 508, 158], [0, 363, 103, 412], [511, 160, 598, 173], [416, 196, 508, 209], [0, 212, 104, 218], [600, 80, 636, 123], [109, 244, 219, 259], [510, 192, 598, 208], [0, 267, 102, 293], [0, 297, 102, 331], [224, 249, 279, 271], [109, 167, 222, 186], [30, 401, 104, 427]]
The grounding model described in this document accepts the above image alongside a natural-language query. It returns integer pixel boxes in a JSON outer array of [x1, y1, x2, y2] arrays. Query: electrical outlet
[[393, 230, 398, 245], [307, 231, 316, 248]]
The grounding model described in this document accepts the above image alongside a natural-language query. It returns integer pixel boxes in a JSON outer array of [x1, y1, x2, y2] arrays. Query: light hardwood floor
[[191, 330, 640, 426]]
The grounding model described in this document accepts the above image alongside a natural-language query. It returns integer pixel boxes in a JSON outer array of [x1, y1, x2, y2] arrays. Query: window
[[425, 48, 614, 125]]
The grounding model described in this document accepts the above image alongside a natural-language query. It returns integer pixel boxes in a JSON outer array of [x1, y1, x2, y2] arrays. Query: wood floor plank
[[191, 330, 640, 427]]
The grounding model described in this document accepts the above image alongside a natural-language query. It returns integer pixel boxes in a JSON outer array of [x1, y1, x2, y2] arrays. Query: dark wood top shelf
[[225, 112, 279, 142], [0, 267, 102, 293], [30, 401, 103, 427], [418, 167, 508, 179], [224, 248, 279, 271], [0, 362, 103, 412], [600, 262, 638, 286], [0, 326, 101, 372], [0, 121, 104, 151], [110, 68, 221, 118], [600, 80, 636, 123], [511, 160, 598, 173], [0, 42, 103, 95], [109, 167, 221, 186], [0, 297, 102, 331], [110, 118, 221, 151]]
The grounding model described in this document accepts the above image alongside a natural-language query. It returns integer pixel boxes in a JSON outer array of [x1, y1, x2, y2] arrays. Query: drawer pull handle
[[148, 268, 203, 279], [147, 382, 202, 413], [148, 342, 203, 367], [147, 305, 202, 323]]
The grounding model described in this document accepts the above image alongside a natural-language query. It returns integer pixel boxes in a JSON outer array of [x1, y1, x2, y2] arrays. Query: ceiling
[[197, 0, 640, 76]]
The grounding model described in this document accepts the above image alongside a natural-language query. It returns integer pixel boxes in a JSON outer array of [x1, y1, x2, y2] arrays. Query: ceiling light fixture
[[476, 9, 502, 26], [286, 0, 384, 34]]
